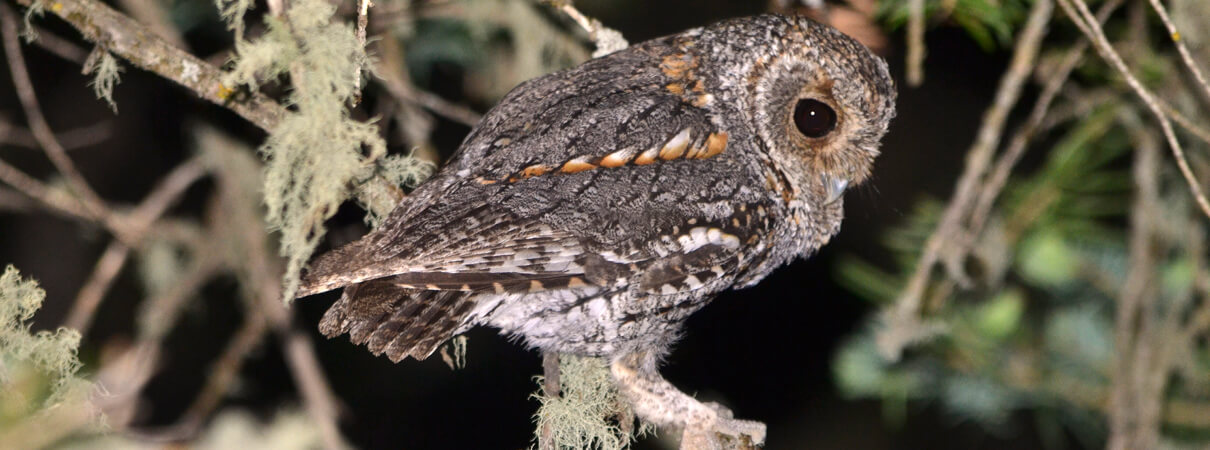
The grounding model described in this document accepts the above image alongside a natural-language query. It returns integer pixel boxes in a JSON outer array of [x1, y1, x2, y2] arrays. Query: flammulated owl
[[298, 13, 894, 448]]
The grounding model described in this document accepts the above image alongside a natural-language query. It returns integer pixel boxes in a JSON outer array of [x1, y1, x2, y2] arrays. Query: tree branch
[[11, 0, 286, 131]]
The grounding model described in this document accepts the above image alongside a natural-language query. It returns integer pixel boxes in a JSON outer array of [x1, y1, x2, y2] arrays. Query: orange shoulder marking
[[560, 158, 597, 174]]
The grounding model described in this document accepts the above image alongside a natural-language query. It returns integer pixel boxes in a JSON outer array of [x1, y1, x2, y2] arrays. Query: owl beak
[[824, 176, 850, 204]]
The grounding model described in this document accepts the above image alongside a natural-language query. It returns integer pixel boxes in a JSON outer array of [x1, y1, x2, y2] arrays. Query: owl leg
[[610, 351, 766, 449]]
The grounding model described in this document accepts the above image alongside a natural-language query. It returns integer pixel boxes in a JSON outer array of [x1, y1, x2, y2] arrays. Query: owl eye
[[792, 99, 837, 138]]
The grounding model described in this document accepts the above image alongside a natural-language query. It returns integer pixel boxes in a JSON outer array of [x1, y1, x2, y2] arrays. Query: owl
[[298, 13, 894, 448]]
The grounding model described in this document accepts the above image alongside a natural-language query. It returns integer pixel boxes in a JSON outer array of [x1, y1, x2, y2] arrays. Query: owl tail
[[318, 278, 476, 362]]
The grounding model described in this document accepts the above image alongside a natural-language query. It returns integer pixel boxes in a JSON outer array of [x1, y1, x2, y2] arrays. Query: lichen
[[0, 265, 99, 446], [532, 355, 650, 450], [83, 48, 123, 113], [20, 0, 46, 41], [353, 152, 435, 228], [213, 0, 255, 42], [221, 0, 420, 302]]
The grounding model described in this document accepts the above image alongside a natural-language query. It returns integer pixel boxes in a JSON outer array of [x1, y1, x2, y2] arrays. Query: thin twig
[[906, 0, 925, 86], [179, 311, 270, 430], [538, 351, 560, 450], [125, 158, 207, 231], [65, 242, 131, 334], [878, 0, 1053, 360], [28, 26, 89, 63], [354, 0, 370, 103], [553, 1, 628, 57], [116, 0, 186, 48], [1107, 110, 1162, 450], [2, 3, 111, 224], [1057, 0, 1210, 220], [375, 69, 481, 127], [0, 187, 34, 211], [1145, 0, 1210, 105], [282, 330, 347, 450], [0, 157, 94, 219], [219, 157, 349, 450], [64, 159, 207, 335], [11, 0, 286, 131], [0, 118, 114, 150], [964, 0, 1125, 245], [1160, 99, 1210, 147]]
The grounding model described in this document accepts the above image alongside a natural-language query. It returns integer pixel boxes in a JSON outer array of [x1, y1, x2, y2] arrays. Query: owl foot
[[610, 352, 766, 450]]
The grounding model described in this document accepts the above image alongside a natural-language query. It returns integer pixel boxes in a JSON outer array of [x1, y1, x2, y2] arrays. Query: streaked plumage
[[299, 14, 894, 448]]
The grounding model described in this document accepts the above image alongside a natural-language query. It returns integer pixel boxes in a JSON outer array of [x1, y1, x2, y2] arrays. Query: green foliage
[[406, 0, 588, 100], [878, 0, 1030, 50], [532, 355, 650, 449], [405, 18, 484, 87], [835, 58, 1210, 445]]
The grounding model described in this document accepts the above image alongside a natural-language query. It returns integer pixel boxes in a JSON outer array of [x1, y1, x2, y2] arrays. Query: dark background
[[0, 0, 1061, 448]]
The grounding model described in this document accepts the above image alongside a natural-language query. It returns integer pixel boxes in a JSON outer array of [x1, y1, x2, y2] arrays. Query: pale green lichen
[[353, 152, 435, 228], [532, 355, 651, 450], [82, 49, 123, 113], [222, 0, 421, 302], [0, 265, 99, 446], [134, 235, 194, 341], [60, 408, 322, 450], [214, 0, 256, 42], [0, 265, 85, 404], [20, 0, 46, 41]]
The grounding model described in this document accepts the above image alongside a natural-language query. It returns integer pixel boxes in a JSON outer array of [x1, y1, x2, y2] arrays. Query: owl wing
[[300, 39, 780, 360]]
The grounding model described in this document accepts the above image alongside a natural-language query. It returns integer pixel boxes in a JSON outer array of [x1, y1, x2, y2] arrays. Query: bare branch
[[374, 67, 481, 127], [65, 242, 131, 334], [1057, 0, 1210, 220], [905, 0, 925, 86], [538, 351, 561, 450], [0, 186, 35, 211], [1146, 0, 1210, 105], [0, 157, 94, 219], [179, 311, 270, 432], [552, 0, 628, 56], [2, 4, 110, 223], [1107, 111, 1163, 450], [64, 159, 207, 335], [28, 26, 88, 63], [11, 0, 286, 131], [0, 117, 114, 150], [115, 0, 185, 48], [879, 0, 1054, 360], [965, 0, 1125, 250]]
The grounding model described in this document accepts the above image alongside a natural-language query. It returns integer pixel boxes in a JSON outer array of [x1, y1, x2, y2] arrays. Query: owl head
[[698, 15, 896, 206]]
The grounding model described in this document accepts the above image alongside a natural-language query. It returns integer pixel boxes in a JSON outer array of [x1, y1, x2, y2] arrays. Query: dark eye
[[793, 99, 837, 138]]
